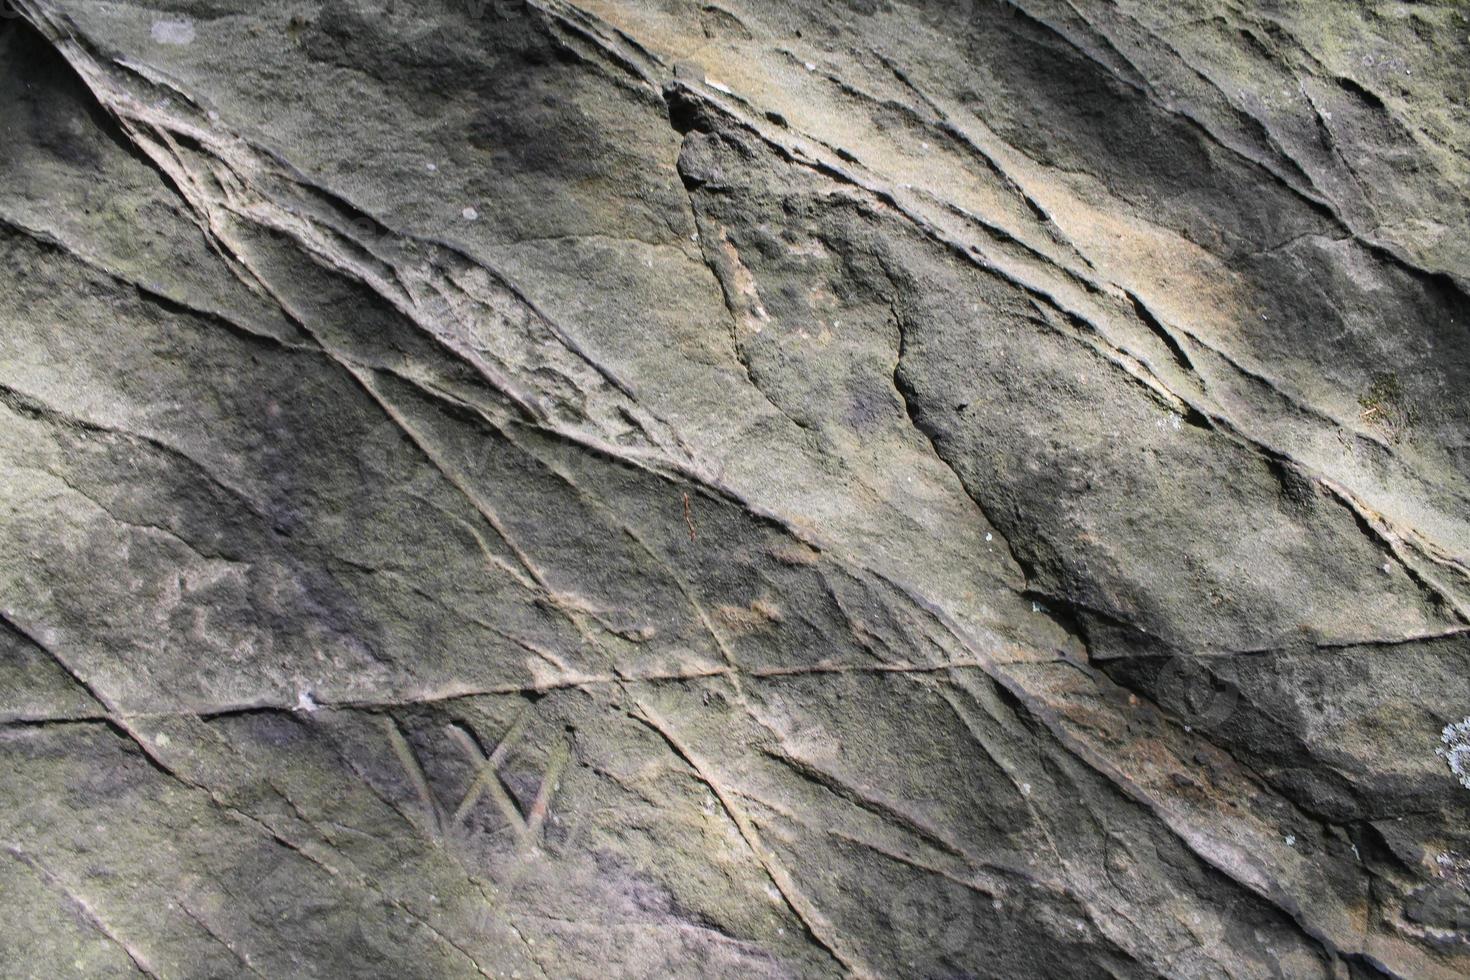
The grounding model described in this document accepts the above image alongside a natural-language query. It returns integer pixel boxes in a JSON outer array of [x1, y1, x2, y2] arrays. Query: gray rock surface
[[1, 0, 1468, 976]]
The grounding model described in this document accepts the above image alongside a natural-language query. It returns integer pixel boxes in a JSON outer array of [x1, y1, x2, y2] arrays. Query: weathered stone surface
[[1, 1, 1468, 976]]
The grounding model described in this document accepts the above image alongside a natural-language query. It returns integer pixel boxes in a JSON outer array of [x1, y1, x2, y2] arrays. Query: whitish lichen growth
[[1439, 719, 1470, 790]]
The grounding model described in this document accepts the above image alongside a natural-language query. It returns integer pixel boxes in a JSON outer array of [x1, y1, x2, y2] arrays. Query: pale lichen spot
[[1438, 718, 1470, 789], [151, 19, 196, 46]]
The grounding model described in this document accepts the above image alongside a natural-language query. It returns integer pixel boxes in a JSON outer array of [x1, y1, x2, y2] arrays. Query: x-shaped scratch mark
[[382, 707, 569, 847]]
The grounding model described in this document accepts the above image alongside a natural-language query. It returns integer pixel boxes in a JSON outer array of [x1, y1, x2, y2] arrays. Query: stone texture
[[1, 0, 1468, 976]]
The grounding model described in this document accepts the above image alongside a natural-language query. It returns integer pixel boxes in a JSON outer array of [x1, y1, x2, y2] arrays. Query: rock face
[[1, 0, 1468, 976]]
